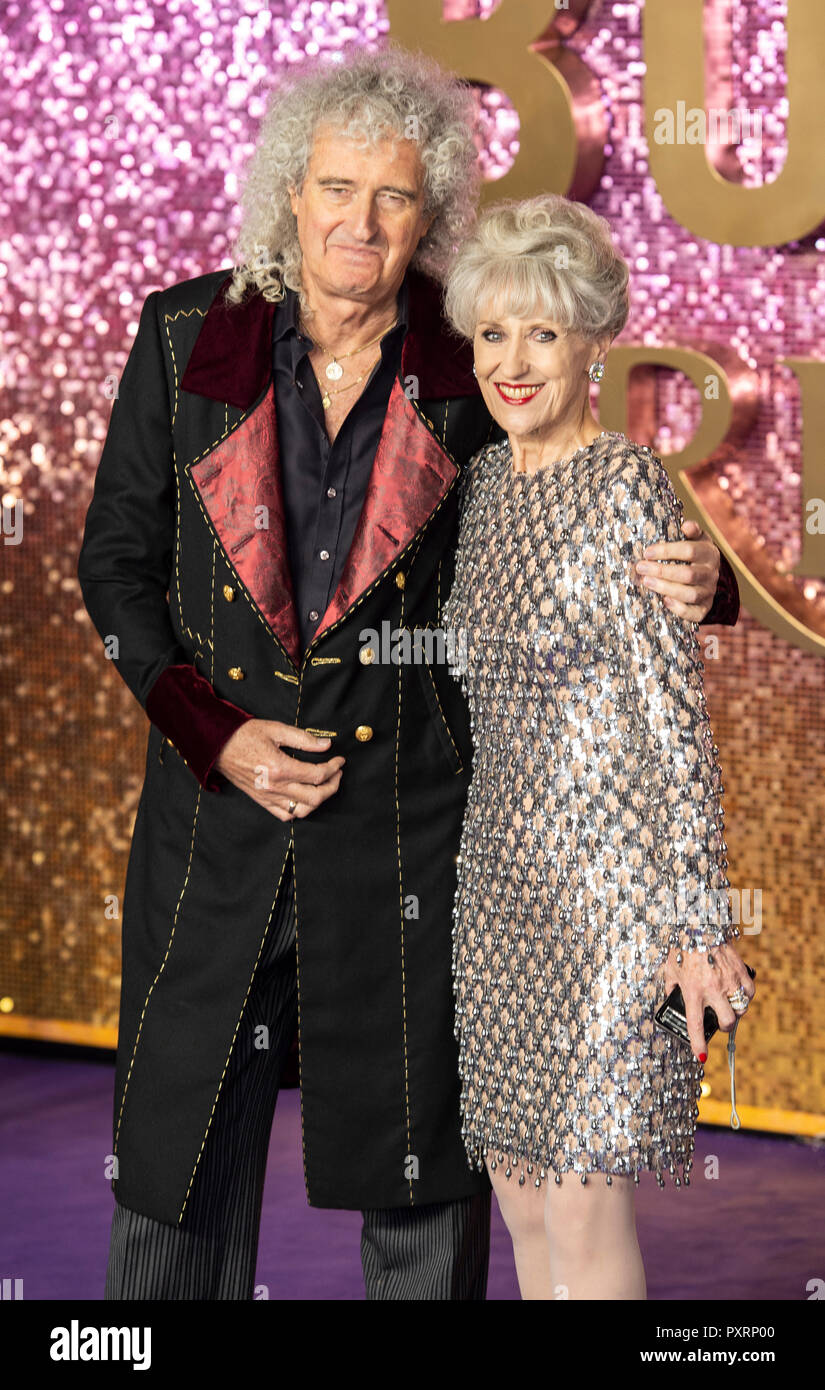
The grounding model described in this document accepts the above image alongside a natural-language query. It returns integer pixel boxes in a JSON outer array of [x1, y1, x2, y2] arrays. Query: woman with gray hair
[[442, 194, 755, 1300]]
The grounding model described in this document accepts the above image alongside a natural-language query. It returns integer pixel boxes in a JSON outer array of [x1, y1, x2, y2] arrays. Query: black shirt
[[272, 276, 409, 656]]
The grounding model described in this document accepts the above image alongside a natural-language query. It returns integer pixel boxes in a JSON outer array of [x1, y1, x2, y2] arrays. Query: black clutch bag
[[654, 963, 756, 1045], [654, 964, 756, 1129]]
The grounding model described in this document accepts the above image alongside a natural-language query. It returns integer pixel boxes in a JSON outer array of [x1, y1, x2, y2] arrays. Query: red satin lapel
[[188, 386, 302, 666], [187, 377, 458, 666], [315, 377, 457, 639]]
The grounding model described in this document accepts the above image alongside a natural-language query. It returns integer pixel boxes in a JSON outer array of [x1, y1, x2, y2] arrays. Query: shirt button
[[326, 487, 336, 499], [309, 609, 319, 621], [319, 549, 330, 560]]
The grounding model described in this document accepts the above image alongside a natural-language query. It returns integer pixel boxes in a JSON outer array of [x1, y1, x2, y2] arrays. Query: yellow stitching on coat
[[171, 435, 183, 634], [181, 624, 213, 651], [172, 430, 185, 634], [160, 308, 191, 635], [185, 401, 256, 467], [113, 785, 204, 1159], [162, 307, 204, 429], [410, 532, 426, 567], [164, 316, 180, 430], [303, 728, 337, 738], [292, 689, 309, 1196], [442, 398, 449, 445], [411, 394, 460, 469], [185, 467, 298, 671], [394, 584, 414, 1205], [310, 656, 341, 665], [178, 841, 292, 1222], [162, 740, 199, 778], [396, 623, 465, 773], [421, 656, 463, 773], [275, 670, 299, 684], [210, 544, 215, 682]]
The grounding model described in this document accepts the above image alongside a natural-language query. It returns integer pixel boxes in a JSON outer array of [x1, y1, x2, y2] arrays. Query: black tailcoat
[[78, 268, 498, 1223]]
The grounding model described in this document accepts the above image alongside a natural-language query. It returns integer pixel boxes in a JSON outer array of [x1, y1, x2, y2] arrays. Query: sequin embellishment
[[442, 434, 734, 1191]]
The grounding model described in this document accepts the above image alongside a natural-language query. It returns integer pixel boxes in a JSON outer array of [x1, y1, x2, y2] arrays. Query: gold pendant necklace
[[299, 314, 398, 380], [320, 356, 380, 409]]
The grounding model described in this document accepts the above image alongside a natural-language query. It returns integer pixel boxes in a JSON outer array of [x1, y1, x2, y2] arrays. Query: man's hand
[[215, 719, 345, 821], [633, 519, 721, 621]]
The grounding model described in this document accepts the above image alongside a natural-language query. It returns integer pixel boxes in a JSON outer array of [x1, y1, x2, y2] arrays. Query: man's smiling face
[[289, 124, 434, 304]]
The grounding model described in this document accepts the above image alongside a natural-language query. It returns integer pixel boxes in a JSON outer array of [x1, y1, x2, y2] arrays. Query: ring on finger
[[727, 986, 749, 1013], [287, 799, 297, 815]]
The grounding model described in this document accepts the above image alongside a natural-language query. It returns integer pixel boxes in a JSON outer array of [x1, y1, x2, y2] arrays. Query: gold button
[[359, 646, 375, 665], [228, 667, 245, 680], [395, 571, 406, 589], [223, 584, 236, 602], [355, 725, 373, 742], [166, 737, 174, 746]]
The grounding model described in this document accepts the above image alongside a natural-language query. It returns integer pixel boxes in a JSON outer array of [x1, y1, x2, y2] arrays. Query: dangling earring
[[472, 363, 477, 377], [588, 361, 605, 383]]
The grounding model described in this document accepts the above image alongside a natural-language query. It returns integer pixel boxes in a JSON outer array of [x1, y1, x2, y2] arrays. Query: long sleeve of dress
[[596, 443, 736, 969]]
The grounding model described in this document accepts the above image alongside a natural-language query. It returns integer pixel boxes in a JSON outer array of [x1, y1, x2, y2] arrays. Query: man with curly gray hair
[[78, 44, 739, 1302]]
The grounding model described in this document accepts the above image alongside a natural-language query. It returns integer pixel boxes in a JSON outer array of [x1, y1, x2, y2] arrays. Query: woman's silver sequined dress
[[441, 432, 734, 1191]]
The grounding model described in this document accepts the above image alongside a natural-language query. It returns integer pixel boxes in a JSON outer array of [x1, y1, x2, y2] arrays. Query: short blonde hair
[[443, 193, 630, 343]]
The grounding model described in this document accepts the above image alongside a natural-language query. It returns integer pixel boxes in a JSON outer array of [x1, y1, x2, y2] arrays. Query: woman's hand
[[664, 940, 756, 1061]]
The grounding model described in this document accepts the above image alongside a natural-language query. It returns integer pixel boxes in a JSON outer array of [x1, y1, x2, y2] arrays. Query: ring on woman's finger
[[727, 986, 749, 1013], [287, 799, 297, 815]]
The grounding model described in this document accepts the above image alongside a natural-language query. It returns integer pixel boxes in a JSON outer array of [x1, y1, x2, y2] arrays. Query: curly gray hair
[[444, 194, 630, 343], [225, 46, 480, 307]]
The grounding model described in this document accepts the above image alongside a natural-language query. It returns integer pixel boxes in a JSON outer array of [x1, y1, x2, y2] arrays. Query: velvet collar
[[180, 267, 478, 408]]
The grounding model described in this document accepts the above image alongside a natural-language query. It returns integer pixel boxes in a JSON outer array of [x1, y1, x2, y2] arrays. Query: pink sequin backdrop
[[0, 1, 822, 1121]]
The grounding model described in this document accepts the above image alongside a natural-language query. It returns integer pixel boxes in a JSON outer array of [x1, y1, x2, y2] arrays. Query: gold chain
[[299, 312, 399, 384], [317, 355, 381, 410]]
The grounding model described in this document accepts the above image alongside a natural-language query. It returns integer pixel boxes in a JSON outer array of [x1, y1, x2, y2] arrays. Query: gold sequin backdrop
[[1, 0, 823, 1136]]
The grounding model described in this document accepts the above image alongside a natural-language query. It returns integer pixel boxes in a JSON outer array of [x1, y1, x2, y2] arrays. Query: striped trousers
[[104, 849, 491, 1301]]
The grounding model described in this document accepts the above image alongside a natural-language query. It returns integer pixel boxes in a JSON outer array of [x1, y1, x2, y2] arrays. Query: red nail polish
[[698, 1052, 707, 1064]]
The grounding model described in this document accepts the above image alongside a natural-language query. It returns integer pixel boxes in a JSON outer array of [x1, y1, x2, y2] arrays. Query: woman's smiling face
[[473, 297, 608, 438]]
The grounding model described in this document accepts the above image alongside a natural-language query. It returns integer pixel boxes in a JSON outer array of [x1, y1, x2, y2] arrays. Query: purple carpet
[[1, 1047, 822, 1300]]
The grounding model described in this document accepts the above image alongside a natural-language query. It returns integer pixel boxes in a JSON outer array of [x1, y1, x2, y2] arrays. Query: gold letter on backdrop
[[600, 348, 825, 655], [782, 360, 825, 581], [644, 0, 825, 246], [385, 0, 606, 202]]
